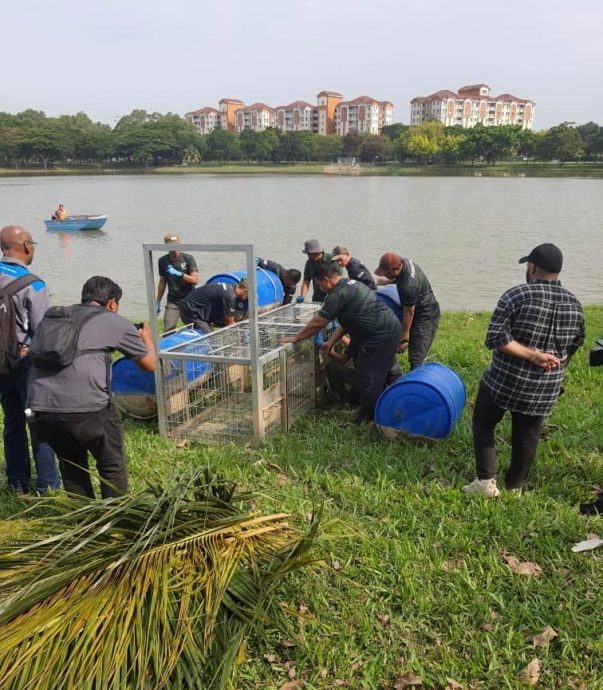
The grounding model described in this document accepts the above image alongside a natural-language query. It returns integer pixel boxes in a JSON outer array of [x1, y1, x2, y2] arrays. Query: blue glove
[[167, 265, 183, 277], [155, 302, 161, 315], [314, 332, 324, 347], [296, 296, 305, 304]]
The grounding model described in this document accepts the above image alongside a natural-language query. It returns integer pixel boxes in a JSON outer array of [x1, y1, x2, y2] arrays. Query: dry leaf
[[481, 623, 493, 632], [519, 658, 541, 685], [281, 639, 296, 648], [332, 559, 341, 571], [175, 439, 187, 448], [377, 613, 391, 626], [532, 626, 557, 647], [503, 554, 543, 577], [278, 681, 302, 690], [445, 678, 463, 689], [264, 654, 277, 664], [586, 532, 599, 541], [319, 668, 328, 678], [394, 675, 423, 688], [288, 666, 297, 680]]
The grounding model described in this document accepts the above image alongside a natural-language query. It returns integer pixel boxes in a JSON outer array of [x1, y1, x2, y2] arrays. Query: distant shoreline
[[2, 162, 603, 179]]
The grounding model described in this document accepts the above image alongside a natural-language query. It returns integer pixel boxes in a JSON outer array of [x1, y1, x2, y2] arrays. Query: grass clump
[[1, 307, 602, 688]]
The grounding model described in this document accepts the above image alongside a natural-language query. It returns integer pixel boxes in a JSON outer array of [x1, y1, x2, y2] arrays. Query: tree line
[[0, 108, 601, 169]]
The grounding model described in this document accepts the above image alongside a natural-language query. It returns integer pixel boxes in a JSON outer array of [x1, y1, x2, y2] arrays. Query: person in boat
[[155, 234, 199, 332], [52, 204, 67, 221], [255, 257, 301, 305]]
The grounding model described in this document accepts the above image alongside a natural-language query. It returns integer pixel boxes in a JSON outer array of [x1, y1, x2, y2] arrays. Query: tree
[[342, 130, 362, 158], [0, 126, 24, 167], [206, 127, 240, 162], [21, 122, 71, 170], [440, 134, 466, 164], [380, 123, 408, 140], [239, 129, 257, 162], [401, 121, 445, 164], [539, 122, 584, 163], [577, 121, 603, 159], [359, 135, 386, 163], [517, 129, 543, 161], [314, 135, 343, 162]]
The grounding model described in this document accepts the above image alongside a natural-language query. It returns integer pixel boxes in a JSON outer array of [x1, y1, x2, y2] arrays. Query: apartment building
[[274, 101, 315, 132], [186, 90, 394, 136], [185, 107, 220, 135], [410, 84, 535, 129], [334, 97, 394, 136], [234, 103, 275, 132]]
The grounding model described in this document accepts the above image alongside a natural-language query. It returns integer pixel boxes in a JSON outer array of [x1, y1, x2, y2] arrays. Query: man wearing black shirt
[[256, 257, 301, 305], [179, 280, 249, 333], [375, 252, 440, 370], [156, 234, 199, 332], [283, 262, 401, 423], [331, 245, 376, 290]]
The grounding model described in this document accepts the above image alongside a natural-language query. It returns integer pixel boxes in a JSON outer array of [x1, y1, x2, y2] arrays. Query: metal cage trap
[[142, 243, 328, 445]]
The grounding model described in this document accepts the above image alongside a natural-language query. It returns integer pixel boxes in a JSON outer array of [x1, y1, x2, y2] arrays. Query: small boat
[[44, 214, 108, 231]]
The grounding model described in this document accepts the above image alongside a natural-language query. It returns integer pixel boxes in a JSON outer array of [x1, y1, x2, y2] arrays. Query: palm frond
[[0, 468, 321, 690]]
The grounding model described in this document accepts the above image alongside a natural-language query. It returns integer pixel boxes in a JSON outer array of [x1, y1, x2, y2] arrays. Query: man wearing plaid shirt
[[463, 243, 585, 498]]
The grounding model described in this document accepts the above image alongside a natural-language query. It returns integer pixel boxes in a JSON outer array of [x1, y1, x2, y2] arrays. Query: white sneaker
[[462, 478, 500, 498]]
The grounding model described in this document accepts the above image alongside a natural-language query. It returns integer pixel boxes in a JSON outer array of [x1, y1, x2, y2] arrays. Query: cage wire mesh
[[158, 303, 330, 444]]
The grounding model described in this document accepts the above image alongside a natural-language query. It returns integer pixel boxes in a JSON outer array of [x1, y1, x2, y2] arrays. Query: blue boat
[[44, 214, 108, 232]]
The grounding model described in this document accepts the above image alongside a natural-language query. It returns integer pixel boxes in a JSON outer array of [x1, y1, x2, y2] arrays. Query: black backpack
[[0, 273, 38, 375], [29, 304, 108, 369]]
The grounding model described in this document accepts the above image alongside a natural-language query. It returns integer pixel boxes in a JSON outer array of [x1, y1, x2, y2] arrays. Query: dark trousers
[[472, 381, 544, 489], [31, 404, 128, 499], [409, 309, 440, 370], [179, 306, 212, 334], [0, 358, 59, 492], [355, 331, 402, 420], [326, 359, 359, 405]]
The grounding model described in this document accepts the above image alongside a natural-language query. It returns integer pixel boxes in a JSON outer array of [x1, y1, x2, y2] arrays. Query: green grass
[[2, 161, 603, 178], [1, 308, 602, 689]]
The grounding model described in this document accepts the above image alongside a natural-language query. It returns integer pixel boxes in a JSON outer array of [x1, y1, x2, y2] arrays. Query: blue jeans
[[0, 357, 60, 492]]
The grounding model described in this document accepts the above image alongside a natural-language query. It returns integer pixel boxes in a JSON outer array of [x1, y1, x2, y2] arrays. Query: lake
[[0, 174, 601, 317]]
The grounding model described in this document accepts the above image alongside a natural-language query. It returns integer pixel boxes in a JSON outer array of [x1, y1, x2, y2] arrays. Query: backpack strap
[[2, 273, 39, 298]]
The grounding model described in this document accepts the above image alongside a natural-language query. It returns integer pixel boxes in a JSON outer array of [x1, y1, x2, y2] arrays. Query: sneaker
[[580, 495, 603, 516], [462, 478, 500, 498]]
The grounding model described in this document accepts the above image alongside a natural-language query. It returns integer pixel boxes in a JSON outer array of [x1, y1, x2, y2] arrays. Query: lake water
[[0, 174, 601, 317]]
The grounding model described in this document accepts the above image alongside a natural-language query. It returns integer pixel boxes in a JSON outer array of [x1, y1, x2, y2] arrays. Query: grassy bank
[[1, 308, 602, 688], [1, 161, 603, 178]]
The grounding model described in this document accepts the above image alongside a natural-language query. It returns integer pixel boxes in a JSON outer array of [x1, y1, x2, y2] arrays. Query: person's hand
[[398, 339, 409, 353], [281, 336, 297, 345], [167, 265, 183, 277], [530, 350, 561, 370], [320, 341, 334, 359], [376, 276, 390, 286], [295, 295, 305, 303], [155, 302, 161, 315]]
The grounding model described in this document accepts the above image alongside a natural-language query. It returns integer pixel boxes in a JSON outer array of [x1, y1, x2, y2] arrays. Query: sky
[[3, 0, 603, 129]]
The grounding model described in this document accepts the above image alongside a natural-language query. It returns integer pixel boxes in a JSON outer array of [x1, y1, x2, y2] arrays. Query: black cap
[[518, 243, 563, 273]]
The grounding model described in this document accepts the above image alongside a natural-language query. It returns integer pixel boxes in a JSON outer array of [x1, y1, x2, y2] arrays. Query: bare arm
[[497, 340, 561, 370], [300, 280, 311, 298], [320, 324, 346, 358], [398, 305, 415, 352], [156, 276, 167, 303], [223, 316, 236, 327], [283, 314, 330, 344], [135, 323, 157, 372], [181, 271, 199, 286]]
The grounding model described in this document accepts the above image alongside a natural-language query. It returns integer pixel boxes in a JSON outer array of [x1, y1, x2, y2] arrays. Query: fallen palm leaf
[[0, 468, 321, 690]]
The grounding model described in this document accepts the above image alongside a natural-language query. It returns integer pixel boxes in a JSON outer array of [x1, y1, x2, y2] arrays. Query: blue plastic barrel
[[112, 329, 213, 419], [205, 267, 285, 312], [374, 362, 466, 441], [376, 284, 402, 320]]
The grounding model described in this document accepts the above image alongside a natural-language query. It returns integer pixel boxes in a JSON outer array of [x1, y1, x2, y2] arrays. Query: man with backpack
[[27, 276, 157, 499], [0, 225, 59, 494]]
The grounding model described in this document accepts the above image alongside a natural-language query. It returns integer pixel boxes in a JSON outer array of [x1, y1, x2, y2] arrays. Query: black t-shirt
[[319, 279, 401, 346], [395, 258, 439, 316], [158, 252, 198, 303], [257, 257, 296, 305], [346, 257, 376, 290], [180, 283, 238, 324], [303, 253, 342, 302]]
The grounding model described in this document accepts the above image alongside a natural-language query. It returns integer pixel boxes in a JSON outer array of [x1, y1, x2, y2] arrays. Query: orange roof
[[317, 90, 343, 98], [189, 107, 220, 115], [236, 102, 274, 112], [275, 100, 314, 110], [492, 93, 533, 104], [219, 98, 244, 104], [458, 83, 490, 92], [338, 95, 381, 107]]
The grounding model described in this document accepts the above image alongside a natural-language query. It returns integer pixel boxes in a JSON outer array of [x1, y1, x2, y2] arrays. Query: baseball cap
[[375, 252, 402, 277], [331, 245, 350, 260], [518, 243, 563, 273], [302, 239, 323, 254], [164, 233, 181, 244]]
